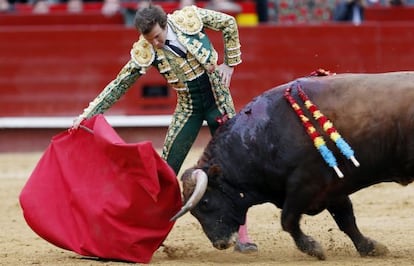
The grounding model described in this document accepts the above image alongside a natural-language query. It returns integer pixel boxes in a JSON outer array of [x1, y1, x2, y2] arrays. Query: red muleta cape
[[19, 115, 182, 263]]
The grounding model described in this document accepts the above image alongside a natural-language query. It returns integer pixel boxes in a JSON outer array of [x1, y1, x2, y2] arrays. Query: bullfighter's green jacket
[[79, 5, 242, 165]]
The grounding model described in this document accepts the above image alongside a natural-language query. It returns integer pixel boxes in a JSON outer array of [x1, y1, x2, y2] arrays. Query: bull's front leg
[[327, 196, 389, 257], [281, 202, 326, 260]]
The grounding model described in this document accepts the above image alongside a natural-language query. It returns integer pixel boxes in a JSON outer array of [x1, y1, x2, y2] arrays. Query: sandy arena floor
[[1, 150, 414, 266]]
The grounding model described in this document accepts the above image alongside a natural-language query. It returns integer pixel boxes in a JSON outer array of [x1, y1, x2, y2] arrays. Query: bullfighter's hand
[[71, 115, 85, 130], [217, 63, 234, 88]]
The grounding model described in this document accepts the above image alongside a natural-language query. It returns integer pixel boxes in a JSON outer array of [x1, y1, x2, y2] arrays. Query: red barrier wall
[[0, 12, 125, 25], [365, 6, 414, 21], [1, 21, 414, 117]]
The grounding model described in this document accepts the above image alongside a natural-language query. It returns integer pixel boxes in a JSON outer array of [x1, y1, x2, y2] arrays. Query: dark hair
[[134, 4, 168, 34]]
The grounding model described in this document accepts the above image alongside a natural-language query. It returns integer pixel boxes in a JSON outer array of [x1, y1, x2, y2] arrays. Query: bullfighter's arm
[[78, 59, 142, 120], [196, 7, 242, 67]]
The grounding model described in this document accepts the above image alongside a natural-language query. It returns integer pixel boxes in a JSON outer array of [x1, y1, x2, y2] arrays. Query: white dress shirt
[[165, 24, 187, 55]]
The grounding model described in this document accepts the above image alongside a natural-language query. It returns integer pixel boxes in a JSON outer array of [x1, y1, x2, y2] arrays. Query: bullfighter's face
[[143, 23, 167, 49]]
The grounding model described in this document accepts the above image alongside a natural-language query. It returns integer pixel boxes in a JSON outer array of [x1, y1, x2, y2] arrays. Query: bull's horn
[[170, 169, 208, 221]]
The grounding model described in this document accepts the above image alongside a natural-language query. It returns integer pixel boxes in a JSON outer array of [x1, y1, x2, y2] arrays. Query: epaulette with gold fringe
[[130, 37, 155, 67], [168, 5, 202, 35]]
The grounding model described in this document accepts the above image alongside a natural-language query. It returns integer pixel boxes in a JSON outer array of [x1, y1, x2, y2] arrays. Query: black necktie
[[165, 40, 187, 58]]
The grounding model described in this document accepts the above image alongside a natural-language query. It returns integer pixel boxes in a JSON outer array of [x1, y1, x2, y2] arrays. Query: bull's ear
[[207, 165, 225, 188], [207, 164, 222, 178]]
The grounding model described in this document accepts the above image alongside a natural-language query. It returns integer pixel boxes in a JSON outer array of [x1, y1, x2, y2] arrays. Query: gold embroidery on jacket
[[168, 5, 203, 35], [130, 37, 155, 70]]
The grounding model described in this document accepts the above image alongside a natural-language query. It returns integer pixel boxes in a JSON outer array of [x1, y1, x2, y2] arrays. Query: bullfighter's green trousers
[[164, 73, 222, 174]]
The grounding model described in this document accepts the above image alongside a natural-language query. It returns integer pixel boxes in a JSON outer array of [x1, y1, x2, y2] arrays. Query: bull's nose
[[213, 240, 231, 250]]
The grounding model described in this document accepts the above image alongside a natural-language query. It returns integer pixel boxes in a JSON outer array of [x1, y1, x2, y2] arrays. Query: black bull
[[171, 71, 414, 260]]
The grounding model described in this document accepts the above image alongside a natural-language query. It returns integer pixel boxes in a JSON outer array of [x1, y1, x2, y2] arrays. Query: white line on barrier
[[0, 115, 174, 128]]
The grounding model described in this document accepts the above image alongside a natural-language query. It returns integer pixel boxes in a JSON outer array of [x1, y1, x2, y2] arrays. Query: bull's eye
[[201, 198, 209, 206], [199, 198, 209, 211]]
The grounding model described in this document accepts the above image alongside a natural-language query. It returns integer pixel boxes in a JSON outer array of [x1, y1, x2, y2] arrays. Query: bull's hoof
[[297, 236, 326, 260], [233, 241, 258, 253], [358, 238, 389, 257], [305, 242, 326, 260]]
